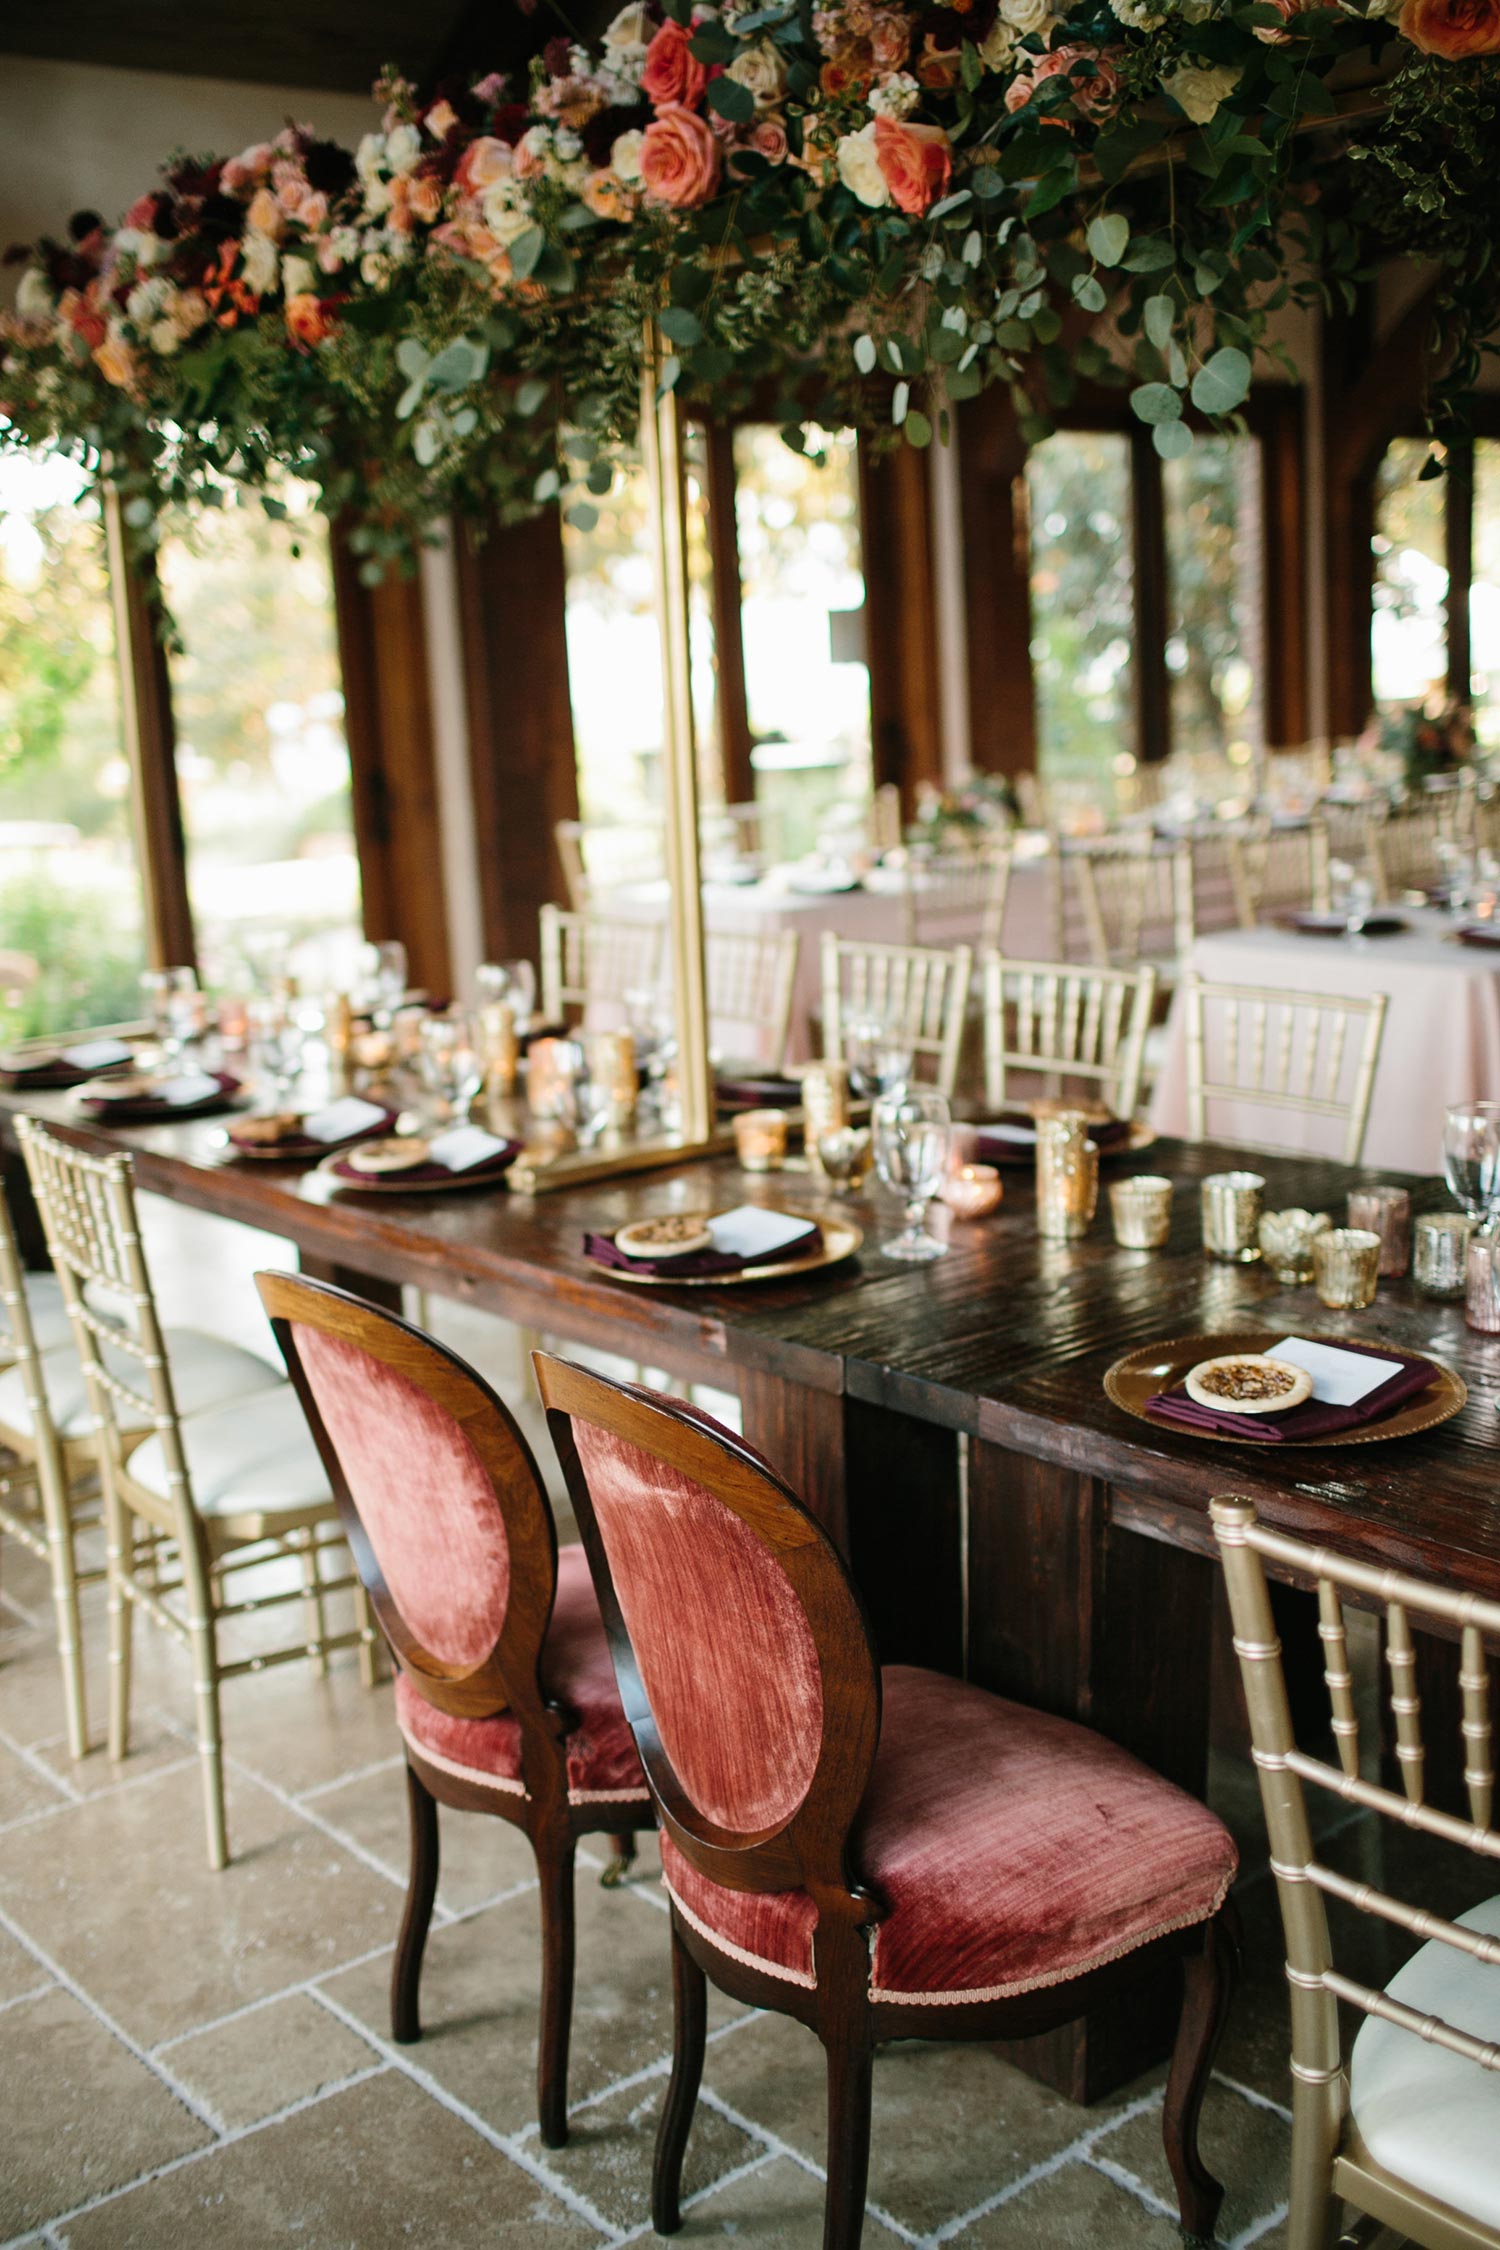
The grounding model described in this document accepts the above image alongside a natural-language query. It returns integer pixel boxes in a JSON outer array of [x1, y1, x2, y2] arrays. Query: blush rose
[[639, 104, 723, 207], [873, 116, 952, 214]]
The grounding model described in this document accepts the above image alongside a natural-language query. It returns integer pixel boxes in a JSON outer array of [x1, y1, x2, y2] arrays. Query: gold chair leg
[[35, 1440, 89, 1762], [299, 1532, 329, 1680], [104, 1492, 133, 1765], [1287, 2075, 1344, 2250]]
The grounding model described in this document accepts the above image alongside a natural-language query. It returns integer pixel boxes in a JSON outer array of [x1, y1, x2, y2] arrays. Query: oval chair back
[[259, 1273, 556, 1742], [535, 1354, 879, 1941]]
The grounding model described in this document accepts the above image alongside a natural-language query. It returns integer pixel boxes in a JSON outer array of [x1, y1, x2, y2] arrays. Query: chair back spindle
[[1183, 973, 1387, 1165], [821, 933, 972, 1099], [981, 956, 1156, 1116]]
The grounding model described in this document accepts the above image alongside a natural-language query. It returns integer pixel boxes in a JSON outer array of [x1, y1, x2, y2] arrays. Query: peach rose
[[873, 116, 952, 215], [457, 137, 514, 194], [284, 293, 333, 348], [1399, 0, 1500, 49], [409, 173, 445, 225], [641, 19, 708, 109], [914, 31, 964, 88], [869, 10, 911, 69], [246, 186, 285, 240], [1008, 44, 1121, 118], [750, 115, 791, 163], [93, 338, 136, 389], [298, 191, 330, 234], [1252, 0, 1305, 41], [581, 168, 636, 219], [639, 104, 722, 206]]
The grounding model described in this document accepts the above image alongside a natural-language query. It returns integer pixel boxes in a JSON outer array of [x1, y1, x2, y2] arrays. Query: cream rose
[[1001, 0, 1058, 35], [1160, 59, 1242, 122], [241, 229, 280, 295], [836, 120, 892, 207], [149, 319, 181, 356], [611, 128, 646, 183], [15, 268, 54, 323], [868, 70, 920, 118], [727, 39, 788, 104], [480, 181, 536, 245], [978, 18, 1020, 66], [604, 2, 652, 47]]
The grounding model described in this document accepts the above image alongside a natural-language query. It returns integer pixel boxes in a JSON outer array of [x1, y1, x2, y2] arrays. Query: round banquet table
[[1150, 909, 1500, 1172]]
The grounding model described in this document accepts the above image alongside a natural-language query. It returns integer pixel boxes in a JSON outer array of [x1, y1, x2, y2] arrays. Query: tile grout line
[[0, 1980, 54, 2018], [918, 2083, 1167, 2247], [610, 2148, 784, 2247], [1228, 2198, 1290, 2249], [5, 2063, 390, 2248], [0, 1719, 84, 1807], [512, 2002, 766, 2143], [1212, 2067, 1294, 2124], [1080, 2147, 1181, 2222], [689, 2085, 924, 2248], [294, 1753, 405, 1803], [309, 1985, 624, 2243]]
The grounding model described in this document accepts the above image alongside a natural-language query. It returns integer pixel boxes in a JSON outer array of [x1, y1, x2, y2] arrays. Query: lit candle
[[942, 1163, 1003, 1220]]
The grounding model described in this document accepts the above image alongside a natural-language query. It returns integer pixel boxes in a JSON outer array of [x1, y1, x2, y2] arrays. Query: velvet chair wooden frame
[[260, 1273, 654, 2149], [537, 1353, 1240, 2250]]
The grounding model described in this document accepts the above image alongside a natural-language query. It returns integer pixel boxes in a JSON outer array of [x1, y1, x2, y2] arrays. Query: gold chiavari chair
[[18, 1120, 376, 1868], [903, 841, 1012, 953], [1213, 1497, 1500, 2250], [1052, 833, 1195, 973], [1369, 789, 1474, 901], [1321, 799, 1383, 889], [1224, 817, 1333, 927], [980, 957, 1157, 1119], [538, 906, 667, 1028], [0, 1180, 105, 1761], [1182, 973, 1387, 1166], [704, 929, 800, 1074], [821, 933, 972, 1099]]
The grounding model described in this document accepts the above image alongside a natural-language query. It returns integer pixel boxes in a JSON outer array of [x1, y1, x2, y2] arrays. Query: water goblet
[[247, 996, 305, 1105], [140, 966, 200, 1064], [361, 940, 409, 1028], [846, 1016, 915, 1101], [1442, 1101, 1500, 1234], [417, 1008, 483, 1125], [477, 959, 537, 1030], [872, 1090, 952, 1263]]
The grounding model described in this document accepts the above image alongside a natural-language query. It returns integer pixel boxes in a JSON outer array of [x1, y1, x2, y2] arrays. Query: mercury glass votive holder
[[816, 1124, 873, 1192], [1313, 1227, 1382, 1311], [1257, 1207, 1331, 1285], [1346, 1185, 1412, 1278], [1036, 1114, 1098, 1240], [1109, 1174, 1173, 1249], [1414, 1211, 1473, 1298], [941, 1163, 1004, 1221], [1201, 1172, 1265, 1262], [734, 1108, 788, 1172], [1466, 1235, 1500, 1333], [802, 1061, 850, 1179]]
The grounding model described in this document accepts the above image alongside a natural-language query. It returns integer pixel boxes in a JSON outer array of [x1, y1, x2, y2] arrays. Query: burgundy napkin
[[715, 1075, 803, 1110], [80, 1072, 241, 1121], [0, 1052, 134, 1091], [227, 1105, 400, 1159], [975, 1113, 1131, 1165], [1280, 911, 1410, 938], [329, 1139, 521, 1188], [584, 1221, 822, 1279], [1145, 1343, 1438, 1443], [1456, 924, 1500, 949]]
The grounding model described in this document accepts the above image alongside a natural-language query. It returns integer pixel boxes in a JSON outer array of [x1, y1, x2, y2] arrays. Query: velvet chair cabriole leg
[[260, 1274, 655, 2150], [653, 1914, 708, 2236], [1163, 1904, 1240, 2242], [601, 1829, 638, 1887]]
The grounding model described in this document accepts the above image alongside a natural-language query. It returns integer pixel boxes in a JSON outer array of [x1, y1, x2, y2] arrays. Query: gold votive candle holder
[[1346, 1185, 1411, 1278], [586, 1030, 637, 1133], [801, 1062, 850, 1177], [479, 1001, 520, 1097], [734, 1108, 788, 1172], [1109, 1174, 1173, 1249], [1201, 1172, 1265, 1262], [1466, 1235, 1500, 1332], [1313, 1227, 1382, 1310], [1257, 1207, 1331, 1285], [1035, 1113, 1098, 1240], [816, 1125, 873, 1193], [1414, 1211, 1473, 1298], [942, 1163, 1003, 1221]]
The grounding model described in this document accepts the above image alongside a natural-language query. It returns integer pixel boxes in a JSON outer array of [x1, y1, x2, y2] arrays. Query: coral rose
[[639, 104, 722, 207], [457, 137, 514, 194], [873, 116, 952, 215], [1399, 0, 1500, 50], [581, 168, 636, 219], [641, 20, 708, 109], [93, 338, 136, 389], [408, 172, 445, 225], [284, 293, 333, 348]]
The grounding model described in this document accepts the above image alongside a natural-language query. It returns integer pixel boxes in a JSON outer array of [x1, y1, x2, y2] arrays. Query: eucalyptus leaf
[[904, 410, 934, 448], [508, 227, 546, 283], [394, 338, 429, 382], [395, 377, 425, 422], [565, 502, 600, 531], [706, 75, 755, 122], [1143, 294, 1174, 350], [1130, 381, 1182, 425], [1189, 344, 1252, 414], [892, 379, 910, 426], [1086, 212, 1130, 268], [853, 333, 878, 374], [1122, 237, 1175, 274], [515, 377, 549, 419], [1072, 274, 1107, 314], [1153, 420, 1193, 460], [534, 467, 561, 503], [412, 419, 441, 468], [658, 305, 705, 347]]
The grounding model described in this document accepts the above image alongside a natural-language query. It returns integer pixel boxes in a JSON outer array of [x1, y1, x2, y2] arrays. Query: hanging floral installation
[[1, 0, 1496, 573]]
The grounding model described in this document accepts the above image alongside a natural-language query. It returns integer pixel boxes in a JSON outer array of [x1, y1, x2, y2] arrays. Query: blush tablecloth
[[1150, 911, 1500, 1173]]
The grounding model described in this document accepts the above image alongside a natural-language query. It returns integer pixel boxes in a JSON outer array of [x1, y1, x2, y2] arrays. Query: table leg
[[844, 1401, 963, 1676], [296, 1252, 404, 1316], [968, 1438, 1215, 2102], [737, 1364, 849, 1551]]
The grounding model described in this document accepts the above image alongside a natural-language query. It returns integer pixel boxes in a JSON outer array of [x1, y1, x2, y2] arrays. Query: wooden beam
[[1446, 438, 1474, 701], [1260, 387, 1309, 748], [453, 509, 579, 961], [701, 421, 755, 806], [857, 436, 943, 813], [329, 539, 451, 997], [102, 489, 196, 971], [1129, 427, 1170, 765], [956, 389, 1037, 780]]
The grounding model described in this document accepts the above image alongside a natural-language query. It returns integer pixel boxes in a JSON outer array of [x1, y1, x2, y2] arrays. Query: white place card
[[60, 1038, 134, 1070], [1266, 1336, 1404, 1407], [303, 1097, 388, 1145], [708, 1205, 813, 1259], [148, 1072, 220, 1107], [427, 1125, 508, 1173]]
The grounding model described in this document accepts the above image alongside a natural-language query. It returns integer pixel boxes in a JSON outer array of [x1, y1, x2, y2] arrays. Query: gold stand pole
[[640, 319, 713, 1146]]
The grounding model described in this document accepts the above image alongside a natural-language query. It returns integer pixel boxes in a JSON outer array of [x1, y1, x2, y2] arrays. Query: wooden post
[[102, 489, 196, 971]]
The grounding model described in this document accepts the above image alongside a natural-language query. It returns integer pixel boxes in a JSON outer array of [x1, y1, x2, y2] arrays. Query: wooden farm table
[[5, 1094, 1497, 2100]]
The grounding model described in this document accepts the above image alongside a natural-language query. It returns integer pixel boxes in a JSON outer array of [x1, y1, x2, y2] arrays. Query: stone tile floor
[[0, 1198, 1465, 2248]]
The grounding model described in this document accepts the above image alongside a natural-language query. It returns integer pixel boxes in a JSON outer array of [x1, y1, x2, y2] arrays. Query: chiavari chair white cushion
[[124, 1382, 331, 1521], [0, 1328, 282, 1444], [1347, 1891, 1500, 2228]]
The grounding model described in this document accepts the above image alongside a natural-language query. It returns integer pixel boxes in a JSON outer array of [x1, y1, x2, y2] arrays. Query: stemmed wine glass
[[872, 1088, 952, 1262], [140, 966, 200, 1065], [361, 940, 409, 1028], [1443, 1101, 1500, 1235], [845, 1014, 915, 1100], [247, 995, 305, 1105], [417, 1008, 484, 1125]]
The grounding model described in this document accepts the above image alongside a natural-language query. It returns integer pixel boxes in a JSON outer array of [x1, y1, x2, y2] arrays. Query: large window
[[1026, 423, 1267, 800], [158, 483, 361, 988], [1370, 434, 1500, 750], [0, 451, 146, 1039]]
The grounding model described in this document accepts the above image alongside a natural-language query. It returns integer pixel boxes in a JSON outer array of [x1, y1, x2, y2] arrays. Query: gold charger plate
[[601, 1214, 863, 1288], [316, 1148, 516, 1195], [1104, 1329, 1467, 1447]]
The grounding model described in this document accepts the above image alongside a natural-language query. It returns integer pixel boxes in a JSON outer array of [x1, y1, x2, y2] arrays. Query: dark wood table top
[[5, 1086, 1497, 1595]]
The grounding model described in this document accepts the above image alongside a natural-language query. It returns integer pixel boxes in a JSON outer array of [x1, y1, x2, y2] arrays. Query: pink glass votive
[[1346, 1186, 1411, 1278], [941, 1164, 1003, 1220]]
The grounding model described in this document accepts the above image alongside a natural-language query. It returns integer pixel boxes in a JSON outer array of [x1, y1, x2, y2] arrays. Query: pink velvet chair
[[258, 1275, 653, 2148], [536, 1353, 1242, 2249]]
